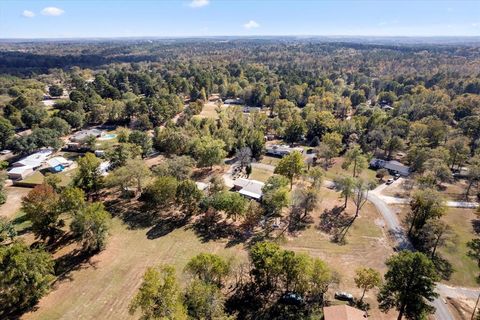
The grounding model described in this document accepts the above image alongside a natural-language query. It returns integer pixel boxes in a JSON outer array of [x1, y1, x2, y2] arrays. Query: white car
[[386, 178, 394, 185]]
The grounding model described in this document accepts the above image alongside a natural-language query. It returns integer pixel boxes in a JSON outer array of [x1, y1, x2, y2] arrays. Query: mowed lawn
[[394, 205, 479, 287], [324, 157, 378, 182], [23, 219, 248, 320], [249, 167, 274, 182], [438, 207, 479, 287], [282, 188, 395, 319]]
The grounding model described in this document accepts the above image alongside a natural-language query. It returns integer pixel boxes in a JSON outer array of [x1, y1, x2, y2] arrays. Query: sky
[[1, 0, 480, 39]]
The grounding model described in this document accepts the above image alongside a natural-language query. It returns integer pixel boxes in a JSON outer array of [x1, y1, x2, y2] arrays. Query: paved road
[[368, 185, 480, 320]]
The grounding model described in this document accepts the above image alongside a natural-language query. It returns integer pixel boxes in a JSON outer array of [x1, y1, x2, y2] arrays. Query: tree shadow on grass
[[432, 254, 454, 281], [317, 205, 354, 243], [287, 207, 314, 234], [54, 248, 98, 283], [146, 215, 190, 240], [104, 197, 158, 230], [190, 210, 238, 243]]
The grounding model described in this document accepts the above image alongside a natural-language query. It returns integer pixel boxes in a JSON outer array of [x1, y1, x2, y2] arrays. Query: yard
[[17, 183, 398, 320], [22, 218, 248, 320], [196, 102, 224, 119], [324, 157, 378, 182], [249, 166, 274, 182], [19, 167, 78, 187], [394, 205, 479, 287]]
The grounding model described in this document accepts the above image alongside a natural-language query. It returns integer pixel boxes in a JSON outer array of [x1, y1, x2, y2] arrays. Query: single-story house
[[224, 98, 245, 105], [233, 178, 264, 200], [266, 144, 304, 157], [370, 158, 410, 176], [8, 166, 34, 180], [70, 129, 104, 142], [47, 156, 73, 173], [12, 149, 53, 169], [323, 305, 368, 320]]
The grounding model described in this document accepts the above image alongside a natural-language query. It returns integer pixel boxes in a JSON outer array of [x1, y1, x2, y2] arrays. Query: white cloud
[[189, 0, 209, 8], [244, 20, 260, 29], [22, 10, 35, 18], [41, 7, 65, 16]]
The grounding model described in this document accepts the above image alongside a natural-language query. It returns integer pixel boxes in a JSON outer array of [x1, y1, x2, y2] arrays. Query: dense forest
[[1, 39, 480, 320]]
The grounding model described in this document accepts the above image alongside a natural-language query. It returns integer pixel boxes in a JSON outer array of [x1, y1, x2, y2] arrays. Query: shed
[[323, 305, 367, 320]]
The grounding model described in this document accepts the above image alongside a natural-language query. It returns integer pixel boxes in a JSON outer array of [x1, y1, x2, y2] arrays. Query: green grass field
[[438, 208, 479, 287], [24, 218, 248, 320], [249, 167, 274, 182], [324, 157, 377, 182]]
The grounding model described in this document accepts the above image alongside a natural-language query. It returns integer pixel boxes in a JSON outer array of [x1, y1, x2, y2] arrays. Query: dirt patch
[[0, 186, 30, 219]]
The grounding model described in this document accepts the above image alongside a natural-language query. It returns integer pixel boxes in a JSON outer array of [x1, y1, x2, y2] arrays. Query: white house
[[370, 158, 410, 176], [47, 156, 73, 172], [265, 144, 304, 157], [8, 166, 34, 180], [233, 178, 265, 200], [12, 149, 53, 169]]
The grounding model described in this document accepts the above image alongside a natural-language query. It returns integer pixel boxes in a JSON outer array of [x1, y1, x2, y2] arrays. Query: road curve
[[368, 185, 480, 320]]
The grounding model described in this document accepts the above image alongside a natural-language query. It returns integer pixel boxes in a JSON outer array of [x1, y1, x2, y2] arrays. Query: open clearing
[[394, 205, 479, 287], [23, 219, 248, 320], [0, 186, 30, 218], [324, 157, 377, 182], [20, 185, 396, 320]]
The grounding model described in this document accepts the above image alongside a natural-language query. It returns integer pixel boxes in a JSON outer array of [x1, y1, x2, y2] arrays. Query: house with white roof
[[233, 178, 265, 200], [8, 166, 34, 180], [12, 149, 53, 169], [265, 144, 304, 157], [47, 156, 73, 172]]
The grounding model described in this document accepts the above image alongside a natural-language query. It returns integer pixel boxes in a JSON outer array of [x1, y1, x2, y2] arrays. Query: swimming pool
[[101, 133, 117, 140]]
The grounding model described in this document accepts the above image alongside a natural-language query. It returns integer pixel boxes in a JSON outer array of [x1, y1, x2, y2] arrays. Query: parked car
[[394, 173, 401, 180], [334, 291, 354, 301], [386, 178, 394, 185], [279, 292, 305, 306]]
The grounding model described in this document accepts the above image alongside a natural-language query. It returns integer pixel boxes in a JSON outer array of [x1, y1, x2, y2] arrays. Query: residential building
[[232, 178, 264, 200], [265, 144, 304, 157], [12, 149, 53, 169], [70, 129, 104, 142], [8, 166, 34, 180], [370, 158, 410, 176], [47, 156, 73, 172]]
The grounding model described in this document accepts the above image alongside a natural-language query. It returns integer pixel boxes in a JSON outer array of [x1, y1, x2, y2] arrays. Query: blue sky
[[1, 0, 480, 38]]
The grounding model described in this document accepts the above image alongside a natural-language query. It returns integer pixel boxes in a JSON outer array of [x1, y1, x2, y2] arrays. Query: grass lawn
[[258, 155, 281, 166], [197, 102, 224, 119], [438, 207, 479, 287], [20, 168, 77, 187], [249, 167, 274, 182], [21, 171, 45, 185], [324, 157, 377, 182], [23, 218, 248, 320], [394, 205, 479, 287], [282, 188, 394, 319]]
